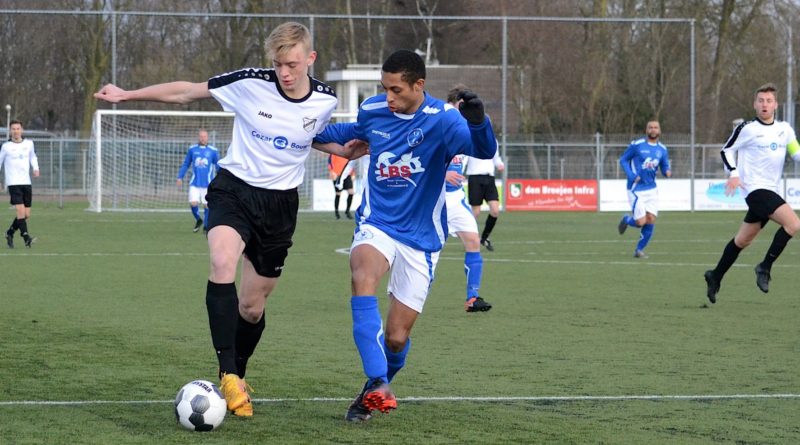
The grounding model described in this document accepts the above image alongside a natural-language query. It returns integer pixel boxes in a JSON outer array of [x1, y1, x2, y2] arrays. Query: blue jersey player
[[314, 50, 497, 422], [617, 120, 672, 258], [176, 129, 219, 232], [443, 85, 493, 313]]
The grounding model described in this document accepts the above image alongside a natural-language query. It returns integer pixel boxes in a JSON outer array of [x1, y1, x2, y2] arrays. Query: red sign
[[506, 179, 598, 211]]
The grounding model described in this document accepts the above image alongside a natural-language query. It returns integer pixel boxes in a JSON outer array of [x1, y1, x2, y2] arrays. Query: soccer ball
[[174, 380, 227, 431]]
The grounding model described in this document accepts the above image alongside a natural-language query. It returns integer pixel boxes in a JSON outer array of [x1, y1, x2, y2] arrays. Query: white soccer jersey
[[464, 145, 503, 176], [208, 68, 337, 190], [721, 118, 800, 196], [0, 139, 39, 186]]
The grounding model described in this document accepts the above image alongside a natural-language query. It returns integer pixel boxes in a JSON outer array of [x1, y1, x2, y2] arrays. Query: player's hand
[[343, 139, 369, 159], [724, 176, 741, 196], [496, 163, 505, 173], [32, 170, 40, 178], [457, 91, 486, 125], [94, 84, 128, 103], [176, 179, 182, 187], [445, 170, 465, 186]]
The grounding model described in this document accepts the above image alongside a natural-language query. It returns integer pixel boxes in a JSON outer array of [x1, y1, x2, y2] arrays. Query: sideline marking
[[2, 393, 799, 406]]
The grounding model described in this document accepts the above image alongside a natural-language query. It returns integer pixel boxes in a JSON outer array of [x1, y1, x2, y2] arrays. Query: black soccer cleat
[[754, 263, 771, 294], [618, 216, 628, 235], [23, 236, 36, 248], [704, 270, 720, 304], [345, 211, 353, 220], [193, 219, 203, 233], [465, 296, 492, 312], [345, 382, 373, 423], [480, 238, 494, 252], [5, 231, 13, 249]]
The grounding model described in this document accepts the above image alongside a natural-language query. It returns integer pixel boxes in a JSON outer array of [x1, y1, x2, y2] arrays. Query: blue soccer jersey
[[445, 154, 466, 193], [177, 144, 220, 188], [315, 92, 497, 252], [619, 138, 670, 191]]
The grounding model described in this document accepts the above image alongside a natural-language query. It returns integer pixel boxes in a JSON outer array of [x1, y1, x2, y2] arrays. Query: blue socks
[[351, 296, 387, 383], [202, 207, 209, 229], [386, 338, 411, 383], [191, 205, 201, 221], [637, 224, 654, 251], [623, 215, 638, 227], [464, 251, 483, 300]]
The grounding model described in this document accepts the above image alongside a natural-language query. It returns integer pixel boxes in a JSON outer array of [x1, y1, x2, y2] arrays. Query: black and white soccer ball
[[174, 380, 227, 431]]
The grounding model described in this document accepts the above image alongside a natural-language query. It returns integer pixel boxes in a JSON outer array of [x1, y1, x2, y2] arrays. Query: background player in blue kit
[[445, 85, 492, 313], [314, 49, 497, 422], [617, 120, 671, 258], [96, 22, 365, 418], [177, 129, 219, 233]]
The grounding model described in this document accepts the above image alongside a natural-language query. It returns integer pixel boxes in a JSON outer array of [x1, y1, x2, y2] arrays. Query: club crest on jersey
[[273, 136, 289, 150], [770, 142, 778, 151], [375, 151, 425, 186], [407, 128, 424, 147], [303, 117, 317, 133]]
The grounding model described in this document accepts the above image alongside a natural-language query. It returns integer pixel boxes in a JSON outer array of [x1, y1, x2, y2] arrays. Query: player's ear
[[414, 78, 425, 92], [307, 50, 317, 67]]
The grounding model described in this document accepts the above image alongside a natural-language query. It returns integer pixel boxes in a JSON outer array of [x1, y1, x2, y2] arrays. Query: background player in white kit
[[463, 125, 505, 252], [95, 21, 365, 418], [1, 120, 39, 248], [704, 83, 800, 303]]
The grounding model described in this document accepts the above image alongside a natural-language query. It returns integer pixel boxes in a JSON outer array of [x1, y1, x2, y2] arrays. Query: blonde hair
[[265, 22, 312, 58], [755, 83, 778, 100]]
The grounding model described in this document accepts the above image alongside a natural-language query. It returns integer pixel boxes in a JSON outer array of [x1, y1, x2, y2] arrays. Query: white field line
[[2, 393, 799, 406]]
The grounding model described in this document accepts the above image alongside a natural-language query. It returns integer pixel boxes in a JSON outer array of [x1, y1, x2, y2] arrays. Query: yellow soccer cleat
[[219, 373, 253, 417]]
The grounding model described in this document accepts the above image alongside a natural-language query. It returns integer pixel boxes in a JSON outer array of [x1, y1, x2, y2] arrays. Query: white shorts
[[189, 186, 208, 205], [445, 189, 478, 236], [351, 224, 440, 313], [627, 187, 658, 220]]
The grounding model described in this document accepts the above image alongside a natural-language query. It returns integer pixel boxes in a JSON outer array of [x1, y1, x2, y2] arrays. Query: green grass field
[[1, 203, 799, 444]]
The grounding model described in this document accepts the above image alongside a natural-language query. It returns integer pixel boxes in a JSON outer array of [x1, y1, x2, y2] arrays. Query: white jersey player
[[705, 83, 800, 303], [1, 120, 40, 248], [94, 22, 366, 418]]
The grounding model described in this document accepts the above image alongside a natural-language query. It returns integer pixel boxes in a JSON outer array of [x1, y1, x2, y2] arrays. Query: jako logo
[[258, 110, 272, 119], [407, 128, 424, 147], [273, 136, 289, 150], [375, 151, 425, 186]]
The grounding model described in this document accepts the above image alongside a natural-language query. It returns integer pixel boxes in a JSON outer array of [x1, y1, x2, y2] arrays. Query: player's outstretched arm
[[95, 81, 210, 105], [314, 139, 369, 160]]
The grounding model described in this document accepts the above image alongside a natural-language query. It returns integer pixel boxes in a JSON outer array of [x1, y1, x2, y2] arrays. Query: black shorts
[[468, 174, 499, 206], [744, 189, 786, 227], [206, 169, 299, 278], [333, 175, 353, 191], [8, 185, 32, 207]]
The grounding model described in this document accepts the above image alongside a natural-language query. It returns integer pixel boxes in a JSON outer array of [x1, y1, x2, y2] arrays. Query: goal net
[[88, 110, 234, 212], [88, 109, 356, 212]]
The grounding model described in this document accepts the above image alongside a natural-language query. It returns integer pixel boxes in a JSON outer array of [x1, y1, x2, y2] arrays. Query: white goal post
[[89, 110, 234, 212], [88, 109, 356, 213]]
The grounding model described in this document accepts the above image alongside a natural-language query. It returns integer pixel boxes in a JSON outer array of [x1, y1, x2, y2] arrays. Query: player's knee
[[784, 220, 800, 237], [462, 235, 480, 251], [384, 333, 409, 353], [209, 253, 238, 282], [238, 301, 264, 323]]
